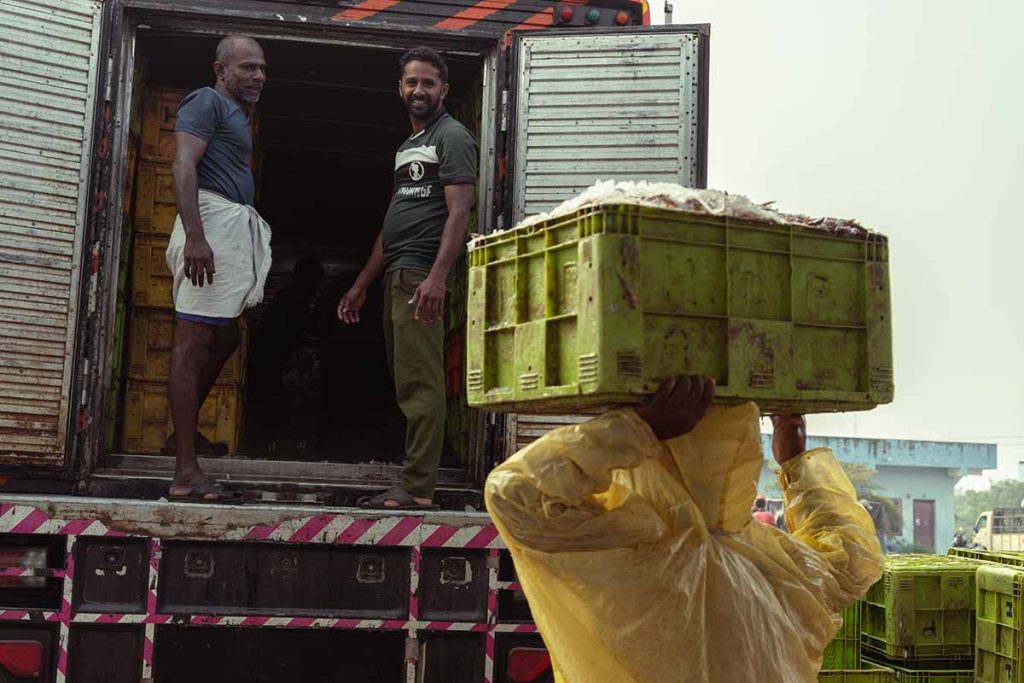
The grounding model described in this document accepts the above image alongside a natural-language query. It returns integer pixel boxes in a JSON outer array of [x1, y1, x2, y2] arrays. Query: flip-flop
[[357, 485, 439, 510], [160, 432, 230, 458], [169, 478, 247, 505]]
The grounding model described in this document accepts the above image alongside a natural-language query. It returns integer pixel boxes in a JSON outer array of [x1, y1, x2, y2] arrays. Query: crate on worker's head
[[823, 602, 864, 670], [466, 204, 893, 415], [975, 564, 1024, 683], [861, 555, 981, 664], [127, 308, 247, 385], [122, 380, 242, 455], [818, 663, 895, 682]]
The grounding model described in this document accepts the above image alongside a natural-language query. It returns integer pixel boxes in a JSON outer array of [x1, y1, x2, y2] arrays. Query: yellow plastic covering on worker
[[485, 403, 884, 683]]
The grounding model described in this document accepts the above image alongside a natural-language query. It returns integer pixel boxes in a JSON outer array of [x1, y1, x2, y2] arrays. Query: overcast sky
[[651, 0, 1024, 485]]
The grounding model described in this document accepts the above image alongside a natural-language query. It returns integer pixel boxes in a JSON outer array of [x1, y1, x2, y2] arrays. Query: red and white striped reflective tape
[[1, 503, 505, 549]]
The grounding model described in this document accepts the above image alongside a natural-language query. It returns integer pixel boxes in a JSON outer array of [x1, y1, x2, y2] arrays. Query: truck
[[969, 508, 1024, 551], [0, 0, 709, 680]]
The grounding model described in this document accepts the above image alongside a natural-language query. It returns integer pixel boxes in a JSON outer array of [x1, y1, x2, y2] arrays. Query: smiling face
[[215, 38, 267, 106], [399, 60, 449, 121]]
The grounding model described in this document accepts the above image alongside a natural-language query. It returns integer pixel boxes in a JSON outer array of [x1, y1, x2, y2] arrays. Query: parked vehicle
[[970, 508, 1024, 551]]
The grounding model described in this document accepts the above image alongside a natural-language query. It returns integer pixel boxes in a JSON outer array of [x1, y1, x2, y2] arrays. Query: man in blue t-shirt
[[164, 34, 270, 503], [339, 47, 478, 510]]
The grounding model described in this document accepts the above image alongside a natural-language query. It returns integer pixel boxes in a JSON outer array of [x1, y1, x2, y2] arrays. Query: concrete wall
[[756, 462, 958, 553]]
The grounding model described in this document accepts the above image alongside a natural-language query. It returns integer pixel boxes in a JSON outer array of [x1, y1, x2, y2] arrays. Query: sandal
[[160, 432, 230, 458], [169, 478, 247, 505], [357, 485, 439, 510]]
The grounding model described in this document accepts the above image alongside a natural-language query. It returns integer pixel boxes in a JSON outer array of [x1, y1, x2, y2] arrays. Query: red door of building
[[914, 500, 936, 552]]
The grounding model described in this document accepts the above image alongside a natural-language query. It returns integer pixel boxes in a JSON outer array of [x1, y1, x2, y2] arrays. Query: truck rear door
[[0, 0, 104, 469], [503, 25, 710, 456]]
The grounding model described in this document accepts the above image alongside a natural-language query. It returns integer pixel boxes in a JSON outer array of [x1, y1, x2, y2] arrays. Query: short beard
[[407, 99, 441, 120]]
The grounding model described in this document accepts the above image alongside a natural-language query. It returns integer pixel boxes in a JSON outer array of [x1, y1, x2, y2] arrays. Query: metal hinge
[[500, 89, 508, 132]]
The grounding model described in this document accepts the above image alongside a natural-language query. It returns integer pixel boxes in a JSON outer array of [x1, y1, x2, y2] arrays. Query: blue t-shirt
[[175, 87, 254, 206]]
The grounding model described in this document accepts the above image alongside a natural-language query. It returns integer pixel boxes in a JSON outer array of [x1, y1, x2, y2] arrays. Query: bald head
[[215, 34, 262, 65], [213, 34, 267, 105]]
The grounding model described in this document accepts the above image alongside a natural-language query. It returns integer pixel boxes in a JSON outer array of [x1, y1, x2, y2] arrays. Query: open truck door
[[0, 0, 104, 470], [501, 25, 710, 456]]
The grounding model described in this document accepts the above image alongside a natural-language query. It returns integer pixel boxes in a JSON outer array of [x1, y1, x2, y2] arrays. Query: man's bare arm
[[172, 131, 215, 287], [337, 231, 385, 324], [409, 183, 474, 323]]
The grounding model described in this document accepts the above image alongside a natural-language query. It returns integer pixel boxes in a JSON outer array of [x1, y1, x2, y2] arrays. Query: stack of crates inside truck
[[858, 555, 979, 682], [120, 87, 249, 456]]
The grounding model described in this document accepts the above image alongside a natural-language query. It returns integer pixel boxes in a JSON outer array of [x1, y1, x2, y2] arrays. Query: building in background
[[759, 436, 996, 552]]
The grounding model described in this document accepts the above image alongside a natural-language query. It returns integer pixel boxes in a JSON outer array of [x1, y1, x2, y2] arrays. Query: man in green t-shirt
[[339, 47, 478, 510]]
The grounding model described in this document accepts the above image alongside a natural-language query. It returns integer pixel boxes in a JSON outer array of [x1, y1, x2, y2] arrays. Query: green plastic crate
[[888, 665, 974, 683], [861, 556, 981, 663], [975, 564, 1024, 682], [819, 664, 895, 682], [466, 204, 893, 414], [949, 547, 1024, 568], [824, 602, 864, 669]]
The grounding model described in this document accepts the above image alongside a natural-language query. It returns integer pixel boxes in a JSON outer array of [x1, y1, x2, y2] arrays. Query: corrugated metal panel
[[511, 414, 592, 454], [0, 0, 103, 466], [508, 29, 702, 456], [513, 31, 701, 221]]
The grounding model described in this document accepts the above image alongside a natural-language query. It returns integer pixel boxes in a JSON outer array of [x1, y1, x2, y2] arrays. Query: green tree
[[955, 480, 1024, 531]]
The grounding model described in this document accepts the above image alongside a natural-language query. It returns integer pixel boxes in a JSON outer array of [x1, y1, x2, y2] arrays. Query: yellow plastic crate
[[123, 380, 242, 455], [140, 88, 187, 162], [131, 234, 173, 309], [126, 308, 247, 385], [139, 86, 260, 165], [134, 161, 177, 237]]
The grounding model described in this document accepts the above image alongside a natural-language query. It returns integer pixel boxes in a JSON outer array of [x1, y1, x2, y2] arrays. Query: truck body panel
[[0, 4, 708, 678]]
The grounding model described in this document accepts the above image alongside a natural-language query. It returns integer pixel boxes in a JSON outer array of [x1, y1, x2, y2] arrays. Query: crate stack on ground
[[857, 554, 978, 682], [946, 547, 1024, 682], [119, 87, 246, 455], [818, 602, 896, 681]]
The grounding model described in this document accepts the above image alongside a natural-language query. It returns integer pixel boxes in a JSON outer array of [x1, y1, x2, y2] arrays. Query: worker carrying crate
[[485, 376, 884, 682]]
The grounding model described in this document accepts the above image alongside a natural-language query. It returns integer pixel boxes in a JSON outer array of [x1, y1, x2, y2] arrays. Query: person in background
[[256, 256, 324, 391], [753, 496, 777, 526]]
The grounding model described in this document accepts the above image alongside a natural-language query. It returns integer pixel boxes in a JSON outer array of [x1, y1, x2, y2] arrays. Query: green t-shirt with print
[[381, 112, 478, 273]]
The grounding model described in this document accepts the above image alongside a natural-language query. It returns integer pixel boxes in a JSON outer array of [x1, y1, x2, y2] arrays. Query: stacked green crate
[[949, 547, 1024, 567], [861, 555, 980, 663], [819, 663, 894, 682], [975, 564, 1024, 682], [823, 602, 863, 669], [888, 665, 974, 683], [466, 203, 893, 415]]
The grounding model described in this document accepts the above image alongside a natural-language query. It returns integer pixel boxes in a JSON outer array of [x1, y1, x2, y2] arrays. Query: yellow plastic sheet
[[485, 403, 884, 683]]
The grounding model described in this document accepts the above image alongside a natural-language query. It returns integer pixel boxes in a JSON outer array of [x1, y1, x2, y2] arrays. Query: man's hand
[[634, 375, 716, 441], [771, 415, 807, 465], [337, 286, 367, 324], [409, 275, 446, 324], [184, 235, 215, 287]]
